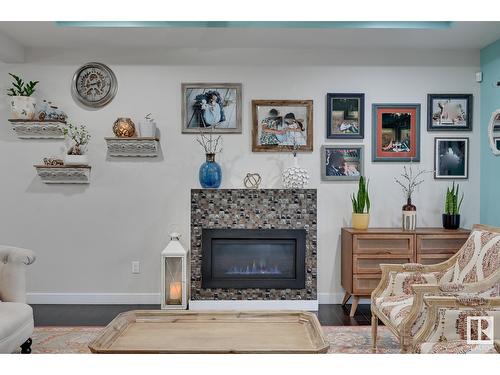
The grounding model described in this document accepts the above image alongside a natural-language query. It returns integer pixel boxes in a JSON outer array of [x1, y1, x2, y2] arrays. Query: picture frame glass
[[435, 138, 468, 179], [330, 97, 361, 135], [323, 146, 363, 180], [431, 98, 468, 128], [252, 100, 313, 152], [374, 106, 419, 161], [182, 84, 241, 133]]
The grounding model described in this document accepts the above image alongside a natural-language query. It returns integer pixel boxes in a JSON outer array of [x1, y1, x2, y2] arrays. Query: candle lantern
[[161, 232, 188, 309]]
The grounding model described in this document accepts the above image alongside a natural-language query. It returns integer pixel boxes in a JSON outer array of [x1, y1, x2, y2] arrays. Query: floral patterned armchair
[[371, 224, 500, 353]]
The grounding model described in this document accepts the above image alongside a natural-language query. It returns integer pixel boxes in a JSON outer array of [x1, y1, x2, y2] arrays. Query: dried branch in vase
[[394, 164, 431, 201], [196, 126, 223, 154]]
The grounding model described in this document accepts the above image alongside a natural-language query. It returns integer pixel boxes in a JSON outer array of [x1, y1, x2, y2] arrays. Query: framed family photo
[[372, 103, 421, 162], [326, 93, 364, 139], [427, 94, 472, 131], [321, 145, 364, 181], [182, 83, 242, 133], [434, 137, 469, 179], [252, 100, 313, 152]]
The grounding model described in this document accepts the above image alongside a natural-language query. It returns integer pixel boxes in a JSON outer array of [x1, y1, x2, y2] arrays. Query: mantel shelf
[[105, 137, 160, 157], [9, 119, 66, 139], [34, 164, 91, 184]]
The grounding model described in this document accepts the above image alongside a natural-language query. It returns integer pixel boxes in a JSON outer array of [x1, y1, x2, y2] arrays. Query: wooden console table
[[341, 227, 470, 316]]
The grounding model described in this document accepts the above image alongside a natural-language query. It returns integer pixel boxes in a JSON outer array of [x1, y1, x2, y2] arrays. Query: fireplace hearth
[[201, 229, 306, 289]]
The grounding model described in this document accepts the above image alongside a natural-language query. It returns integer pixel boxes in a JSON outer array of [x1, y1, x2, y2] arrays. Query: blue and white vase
[[199, 153, 222, 188]]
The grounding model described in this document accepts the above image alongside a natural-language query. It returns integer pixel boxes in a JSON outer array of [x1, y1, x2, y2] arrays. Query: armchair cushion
[[375, 295, 427, 335]]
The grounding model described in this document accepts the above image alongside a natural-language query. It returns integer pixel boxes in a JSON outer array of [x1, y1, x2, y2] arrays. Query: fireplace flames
[[225, 260, 282, 275]]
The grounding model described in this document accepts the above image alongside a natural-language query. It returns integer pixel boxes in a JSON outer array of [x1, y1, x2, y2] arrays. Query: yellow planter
[[352, 213, 370, 230]]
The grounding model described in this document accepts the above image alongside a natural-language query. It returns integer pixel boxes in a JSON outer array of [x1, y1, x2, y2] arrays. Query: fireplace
[[201, 229, 306, 289]]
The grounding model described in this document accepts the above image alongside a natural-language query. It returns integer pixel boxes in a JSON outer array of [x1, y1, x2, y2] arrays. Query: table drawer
[[417, 234, 468, 254], [353, 254, 413, 274], [353, 275, 381, 295], [353, 234, 413, 255], [417, 253, 456, 265]]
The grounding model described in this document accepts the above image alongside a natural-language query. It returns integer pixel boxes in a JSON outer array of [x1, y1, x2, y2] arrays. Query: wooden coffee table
[[88, 310, 329, 354]]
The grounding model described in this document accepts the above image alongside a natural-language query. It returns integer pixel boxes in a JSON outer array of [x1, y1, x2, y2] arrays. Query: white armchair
[[0, 246, 36, 353]]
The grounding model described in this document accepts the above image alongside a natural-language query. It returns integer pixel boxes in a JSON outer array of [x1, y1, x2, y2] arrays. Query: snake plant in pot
[[442, 182, 464, 229], [351, 176, 370, 230]]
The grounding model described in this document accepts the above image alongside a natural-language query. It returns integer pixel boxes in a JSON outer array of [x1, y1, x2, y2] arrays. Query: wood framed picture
[[372, 103, 421, 162], [321, 145, 364, 181], [182, 83, 242, 133], [427, 94, 472, 131], [252, 100, 313, 152], [434, 137, 469, 179], [326, 93, 364, 139]]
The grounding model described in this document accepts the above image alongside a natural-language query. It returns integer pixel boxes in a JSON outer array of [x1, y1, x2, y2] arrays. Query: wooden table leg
[[341, 292, 350, 306], [349, 296, 359, 317]]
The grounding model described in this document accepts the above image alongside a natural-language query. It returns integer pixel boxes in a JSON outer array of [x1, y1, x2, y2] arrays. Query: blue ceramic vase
[[199, 153, 222, 188]]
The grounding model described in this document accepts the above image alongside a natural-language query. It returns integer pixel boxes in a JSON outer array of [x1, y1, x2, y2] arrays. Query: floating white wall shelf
[[105, 137, 160, 157], [34, 165, 91, 184], [10, 119, 65, 139]]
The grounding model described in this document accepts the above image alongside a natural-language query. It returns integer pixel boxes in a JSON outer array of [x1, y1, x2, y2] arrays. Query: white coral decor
[[282, 155, 309, 189]]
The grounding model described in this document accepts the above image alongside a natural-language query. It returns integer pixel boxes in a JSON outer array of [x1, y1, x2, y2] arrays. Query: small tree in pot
[[351, 176, 370, 230], [443, 182, 464, 229], [63, 123, 91, 165], [7, 73, 39, 120]]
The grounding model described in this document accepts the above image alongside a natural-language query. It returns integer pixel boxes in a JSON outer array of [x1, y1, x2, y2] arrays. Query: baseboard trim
[[189, 300, 319, 311], [27, 292, 369, 306], [26, 293, 161, 305]]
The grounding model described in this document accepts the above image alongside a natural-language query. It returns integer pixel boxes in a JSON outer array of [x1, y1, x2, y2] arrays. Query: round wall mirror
[[488, 109, 500, 156]]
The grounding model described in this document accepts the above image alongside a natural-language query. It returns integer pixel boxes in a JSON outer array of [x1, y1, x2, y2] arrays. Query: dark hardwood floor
[[32, 303, 372, 327]]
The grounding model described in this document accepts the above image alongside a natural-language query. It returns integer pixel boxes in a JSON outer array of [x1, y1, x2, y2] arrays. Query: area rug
[[29, 326, 399, 354]]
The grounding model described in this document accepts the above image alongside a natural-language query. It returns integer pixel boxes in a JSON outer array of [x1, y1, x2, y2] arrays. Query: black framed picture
[[326, 93, 364, 139], [427, 94, 472, 131], [434, 137, 469, 179], [320, 145, 364, 181]]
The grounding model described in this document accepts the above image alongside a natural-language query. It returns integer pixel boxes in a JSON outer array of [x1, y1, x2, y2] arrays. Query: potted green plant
[[351, 175, 370, 230], [63, 123, 91, 165], [6, 73, 39, 120], [442, 182, 464, 230]]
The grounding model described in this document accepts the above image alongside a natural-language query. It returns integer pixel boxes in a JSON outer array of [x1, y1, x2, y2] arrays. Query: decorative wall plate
[[71, 62, 117, 108]]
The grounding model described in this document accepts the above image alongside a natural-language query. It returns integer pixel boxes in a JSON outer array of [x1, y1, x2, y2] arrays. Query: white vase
[[64, 154, 89, 166], [139, 120, 157, 138], [9, 96, 37, 120], [282, 154, 309, 189]]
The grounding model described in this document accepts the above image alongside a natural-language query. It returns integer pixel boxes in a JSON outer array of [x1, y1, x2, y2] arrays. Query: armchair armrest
[[0, 246, 36, 303], [0, 246, 36, 265], [412, 294, 500, 350]]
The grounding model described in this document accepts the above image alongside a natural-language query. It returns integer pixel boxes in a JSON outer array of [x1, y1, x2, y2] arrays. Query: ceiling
[[0, 21, 499, 50], [0, 21, 498, 65]]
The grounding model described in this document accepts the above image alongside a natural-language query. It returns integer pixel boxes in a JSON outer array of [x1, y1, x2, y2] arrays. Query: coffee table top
[[88, 310, 329, 354]]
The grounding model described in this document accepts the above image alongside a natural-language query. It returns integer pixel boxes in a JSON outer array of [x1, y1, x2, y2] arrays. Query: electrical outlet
[[132, 261, 140, 274]]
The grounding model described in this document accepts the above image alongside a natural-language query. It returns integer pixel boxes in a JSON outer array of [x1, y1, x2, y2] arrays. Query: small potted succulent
[[442, 182, 464, 230], [6, 73, 39, 120], [63, 123, 91, 165], [351, 176, 370, 230]]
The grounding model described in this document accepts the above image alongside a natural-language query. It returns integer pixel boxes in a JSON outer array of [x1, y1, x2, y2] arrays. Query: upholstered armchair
[[0, 245, 36, 353], [371, 224, 500, 353]]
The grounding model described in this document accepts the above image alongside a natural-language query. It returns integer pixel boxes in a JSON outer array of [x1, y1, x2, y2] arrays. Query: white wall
[[0, 55, 481, 304]]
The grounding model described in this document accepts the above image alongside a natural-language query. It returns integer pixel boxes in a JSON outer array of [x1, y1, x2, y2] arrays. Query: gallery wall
[[0, 51, 481, 304], [480, 39, 500, 227]]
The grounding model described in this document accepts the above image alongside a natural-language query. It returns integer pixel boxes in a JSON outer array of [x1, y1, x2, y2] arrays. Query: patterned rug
[[29, 326, 400, 354]]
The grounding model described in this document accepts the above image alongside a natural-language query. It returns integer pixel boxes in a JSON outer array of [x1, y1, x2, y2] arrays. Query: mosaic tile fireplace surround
[[190, 189, 317, 309]]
